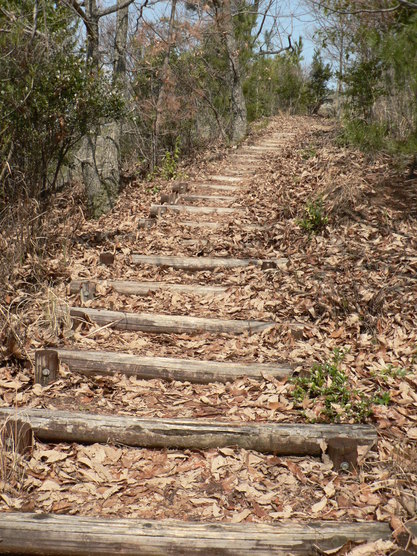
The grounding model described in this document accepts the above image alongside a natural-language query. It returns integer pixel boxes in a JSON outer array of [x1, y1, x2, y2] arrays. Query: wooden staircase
[[2, 128, 408, 555]]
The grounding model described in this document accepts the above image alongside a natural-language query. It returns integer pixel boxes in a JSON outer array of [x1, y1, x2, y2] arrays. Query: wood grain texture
[[54, 349, 294, 383], [0, 408, 377, 455], [70, 280, 227, 297], [67, 306, 276, 335], [0, 513, 404, 556], [150, 204, 243, 216], [131, 254, 288, 270]]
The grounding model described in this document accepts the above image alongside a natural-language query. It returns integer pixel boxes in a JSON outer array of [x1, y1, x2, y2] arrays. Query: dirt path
[[1, 116, 416, 554]]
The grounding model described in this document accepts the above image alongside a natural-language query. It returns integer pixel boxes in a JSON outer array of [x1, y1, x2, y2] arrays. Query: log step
[[179, 194, 236, 203], [0, 514, 405, 556], [131, 254, 288, 271], [193, 183, 240, 191], [176, 221, 266, 231], [0, 408, 377, 456], [210, 175, 242, 182], [53, 349, 293, 383], [150, 204, 242, 217], [67, 306, 276, 335], [70, 280, 227, 297]]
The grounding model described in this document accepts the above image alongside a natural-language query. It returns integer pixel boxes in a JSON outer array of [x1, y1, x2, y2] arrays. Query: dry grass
[[0, 416, 32, 499]]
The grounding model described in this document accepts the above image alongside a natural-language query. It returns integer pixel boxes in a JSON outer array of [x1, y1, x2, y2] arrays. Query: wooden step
[[179, 194, 236, 203], [210, 175, 242, 182], [0, 408, 377, 457], [48, 349, 293, 383], [0, 513, 405, 556], [176, 221, 266, 231], [192, 183, 240, 191], [66, 306, 276, 335], [131, 254, 288, 271], [150, 204, 242, 217], [70, 280, 227, 297]]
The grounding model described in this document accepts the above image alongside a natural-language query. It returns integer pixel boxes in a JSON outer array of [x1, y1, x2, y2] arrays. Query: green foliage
[[340, 7, 417, 155], [302, 49, 332, 115], [338, 120, 387, 152], [244, 48, 306, 122], [298, 197, 328, 235], [160, 137, 181, 180], [0, 0, 124, 203], [291, 349, 389, 423], [147, 137, 182, 181]]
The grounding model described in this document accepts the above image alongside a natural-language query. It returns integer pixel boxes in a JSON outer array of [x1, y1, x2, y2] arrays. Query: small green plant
[[298, 197, 328, 235], [373, 364, 409, 381], [300, 146, 317, 160], [291, 349, 373, 422], [372, 390, 391, 406], [338, 120, 387, 152], [160, 137, 181, 180]]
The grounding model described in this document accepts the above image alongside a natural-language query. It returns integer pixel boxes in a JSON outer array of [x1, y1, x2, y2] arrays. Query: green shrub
[[291, 349, 390, 423], [339, 120, 387, 152], [298, 197, 328, 235]]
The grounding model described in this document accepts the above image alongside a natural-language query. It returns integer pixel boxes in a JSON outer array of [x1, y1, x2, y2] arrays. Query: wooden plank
[[131, 254, 288, 271], [0, 408, 377, 456], [210, 175, 241, 182], [179, 194, 236, 203], [66, 306, 276, 335], [54, 349, 294, 383], [0, 513, 403, 556], [34, 350, 59, 386], [191, 183, 240, 191], [70, 280, 227, 297], [176, 221, 266, 231], [150, 204, 242, 216]]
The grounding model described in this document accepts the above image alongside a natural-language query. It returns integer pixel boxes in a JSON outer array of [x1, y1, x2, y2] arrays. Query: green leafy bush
[[291, 349, 391, 423], [298, 197, 328, 235]]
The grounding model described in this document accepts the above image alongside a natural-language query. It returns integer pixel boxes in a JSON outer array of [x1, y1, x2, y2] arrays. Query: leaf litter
[[0, 116, 416, 553]]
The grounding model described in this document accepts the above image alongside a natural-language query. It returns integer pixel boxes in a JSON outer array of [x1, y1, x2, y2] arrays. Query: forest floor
[[0, 115, 416, 554]]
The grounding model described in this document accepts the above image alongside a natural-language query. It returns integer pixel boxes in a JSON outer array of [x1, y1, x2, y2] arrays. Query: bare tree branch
[[98, 0, 135, 18], [309, 0, 416, 16], [258, 34, 293, 56]]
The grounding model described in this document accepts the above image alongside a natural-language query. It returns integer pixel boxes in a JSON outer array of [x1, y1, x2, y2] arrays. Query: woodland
[[0, 0, 417, 554]]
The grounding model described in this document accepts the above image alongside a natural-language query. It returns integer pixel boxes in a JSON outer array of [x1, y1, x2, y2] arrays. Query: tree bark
[[0, 408, 377, 456], [50, 348, 294, 383], [78, 0, 131, 217], [0, 513, 399, 556], [153, 0, 178, 170], [214, 0, 247, 143]]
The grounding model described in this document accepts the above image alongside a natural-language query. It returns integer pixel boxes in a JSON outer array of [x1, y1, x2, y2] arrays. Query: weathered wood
[[137, 218, 155, 229], [79, 281, 96, 302], [66, 306, 276, 335], [176, 221, 267, 231], [171, 182, 189, 193], [210, 175, 241, 182], [0, 419, 33, 455], [179, 194, 236, 203], [35, 350, 59, 386], [131, 254, 288, 271], [0, 408, 377, 456], [99, 252, 114, 266], [70, 280, 227, 297], [54, 349, 294, 383], [192, 183, 239, 191], [150, 204, 243, 216], [0, 513, 403, 556], [160, 192, 177, 204]]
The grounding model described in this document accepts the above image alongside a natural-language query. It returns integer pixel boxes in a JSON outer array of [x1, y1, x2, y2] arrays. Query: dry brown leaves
[[0, 116, 416, 551]]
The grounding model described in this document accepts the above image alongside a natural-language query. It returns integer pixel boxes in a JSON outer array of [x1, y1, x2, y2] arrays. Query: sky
[[100, 0, 320, 66]]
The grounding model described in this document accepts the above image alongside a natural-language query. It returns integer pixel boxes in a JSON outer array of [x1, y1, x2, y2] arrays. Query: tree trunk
[[215, 0, 247, 143], [153, 0, 177, 170], [79, 0, 130, 218]]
